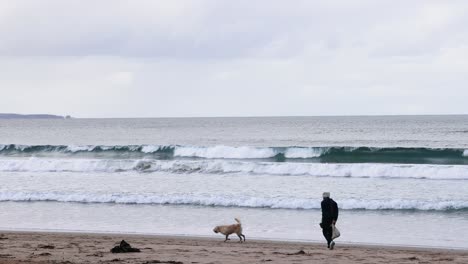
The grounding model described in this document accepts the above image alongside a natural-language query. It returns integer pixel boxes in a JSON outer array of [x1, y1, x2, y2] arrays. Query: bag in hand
[[331, 224, 340, 239]]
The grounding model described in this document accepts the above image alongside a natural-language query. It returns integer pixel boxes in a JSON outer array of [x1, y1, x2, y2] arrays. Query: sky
[[1, 0, 468, 118]]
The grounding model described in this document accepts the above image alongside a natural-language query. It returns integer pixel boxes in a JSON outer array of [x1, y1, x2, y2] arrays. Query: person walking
[[320, 192, 339, 249]]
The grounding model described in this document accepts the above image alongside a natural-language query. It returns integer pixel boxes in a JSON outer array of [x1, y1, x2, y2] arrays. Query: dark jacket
[[321, 198, 338, 226]]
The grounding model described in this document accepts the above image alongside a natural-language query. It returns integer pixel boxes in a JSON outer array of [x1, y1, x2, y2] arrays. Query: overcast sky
[[1, 0, 467, 118]]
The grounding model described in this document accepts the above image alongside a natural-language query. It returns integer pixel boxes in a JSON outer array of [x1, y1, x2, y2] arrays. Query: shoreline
[[1, 229, 468, 252], [1, 231, 467, 264]]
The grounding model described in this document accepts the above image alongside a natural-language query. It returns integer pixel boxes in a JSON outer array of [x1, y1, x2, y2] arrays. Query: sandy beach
[[0, 231, 466, 264]]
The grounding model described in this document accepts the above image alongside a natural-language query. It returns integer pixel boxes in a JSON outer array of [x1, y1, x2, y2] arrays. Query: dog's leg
[[237, 234, 243, 243], [224, 235, 230, 242], [241, 234, 246, 242]]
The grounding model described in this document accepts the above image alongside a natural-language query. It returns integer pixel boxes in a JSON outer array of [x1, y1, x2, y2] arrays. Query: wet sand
[[0, 231, 467, 264]]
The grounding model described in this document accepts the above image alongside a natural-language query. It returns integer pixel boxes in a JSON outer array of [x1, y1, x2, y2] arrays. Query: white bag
[[331, 224, 340, 240]]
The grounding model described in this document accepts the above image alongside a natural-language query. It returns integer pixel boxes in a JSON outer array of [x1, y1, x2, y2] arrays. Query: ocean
[[0, 116, 467, 248]]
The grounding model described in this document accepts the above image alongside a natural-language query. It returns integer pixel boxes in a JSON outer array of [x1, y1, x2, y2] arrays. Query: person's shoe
[[329, 241, 335, 250]]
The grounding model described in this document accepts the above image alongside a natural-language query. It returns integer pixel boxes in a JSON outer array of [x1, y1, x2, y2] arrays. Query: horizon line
[[44, 113, 468, 119], [2, 112, 468, 119]]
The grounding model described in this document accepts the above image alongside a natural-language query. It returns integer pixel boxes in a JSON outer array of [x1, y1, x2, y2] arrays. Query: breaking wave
[[1, 158, 467, 180], [1, 144, 468, 164], [0, 191, 466, 211]]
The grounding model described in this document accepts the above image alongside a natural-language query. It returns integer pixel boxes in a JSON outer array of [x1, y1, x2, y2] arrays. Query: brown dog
[[213, 218, 246, 242]]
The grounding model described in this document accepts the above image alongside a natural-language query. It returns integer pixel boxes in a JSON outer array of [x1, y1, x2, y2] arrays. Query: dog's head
[[213, 226, 220, 233]]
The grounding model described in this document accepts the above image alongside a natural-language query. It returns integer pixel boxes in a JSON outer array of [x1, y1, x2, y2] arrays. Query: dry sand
[[0, 231, 467, 264]]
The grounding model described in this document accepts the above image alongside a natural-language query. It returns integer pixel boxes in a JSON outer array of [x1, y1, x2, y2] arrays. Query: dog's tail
[[235, 218, 241, 225]]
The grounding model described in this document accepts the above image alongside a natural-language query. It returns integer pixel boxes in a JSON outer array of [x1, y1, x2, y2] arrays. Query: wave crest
[[1, 144, 467, 165], [173, 146, 278, 159], [1, 158, 468, 180], [1, 191, 466, 211]]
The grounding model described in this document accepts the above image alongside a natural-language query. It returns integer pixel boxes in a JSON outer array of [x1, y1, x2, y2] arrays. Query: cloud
[[0, 1, 467, 117], [107, 71, 134, 86]]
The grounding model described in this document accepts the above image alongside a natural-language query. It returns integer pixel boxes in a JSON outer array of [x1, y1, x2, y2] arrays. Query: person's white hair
[[323, 192, 330, 198]]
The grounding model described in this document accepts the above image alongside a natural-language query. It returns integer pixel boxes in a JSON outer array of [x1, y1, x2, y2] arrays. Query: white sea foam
[[1, 158, 468, 180], [65, 145, 96, 152], [464, 149, 468, 157], [0, 158, 138, 172], [196, 160, 468, 180], [174, 146, 277, 159], [141, 145, 161, 153], [0, 191, 466, 211], [99, 146, 114, 151], [284, 147, 324, 158], [173, 146, 325, 159]]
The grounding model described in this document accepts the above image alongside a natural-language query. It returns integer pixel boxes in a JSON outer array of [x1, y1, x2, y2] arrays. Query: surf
[[1, 158, 468, 180], [1, 191, 467, 211], [1, 144, 468, 165]]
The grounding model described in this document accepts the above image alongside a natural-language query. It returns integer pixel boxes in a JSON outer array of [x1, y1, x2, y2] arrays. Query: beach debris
[[287, 250, 306, 255], [38, 244, 55, 249], [110, 240, 141, 253], [272, 250, 310, 256], [143, 261, 183, 264], [437, 257, 454, 261]]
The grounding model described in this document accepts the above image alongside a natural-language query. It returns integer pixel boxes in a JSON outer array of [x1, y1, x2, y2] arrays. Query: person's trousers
[[322, 225, 333, 247]]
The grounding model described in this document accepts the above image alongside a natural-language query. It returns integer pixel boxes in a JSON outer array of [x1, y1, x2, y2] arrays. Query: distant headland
[[0, 113, 72, 119]]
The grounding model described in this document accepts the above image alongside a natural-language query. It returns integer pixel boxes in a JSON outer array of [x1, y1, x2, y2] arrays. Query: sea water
[[0, 116, 467, 248]]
